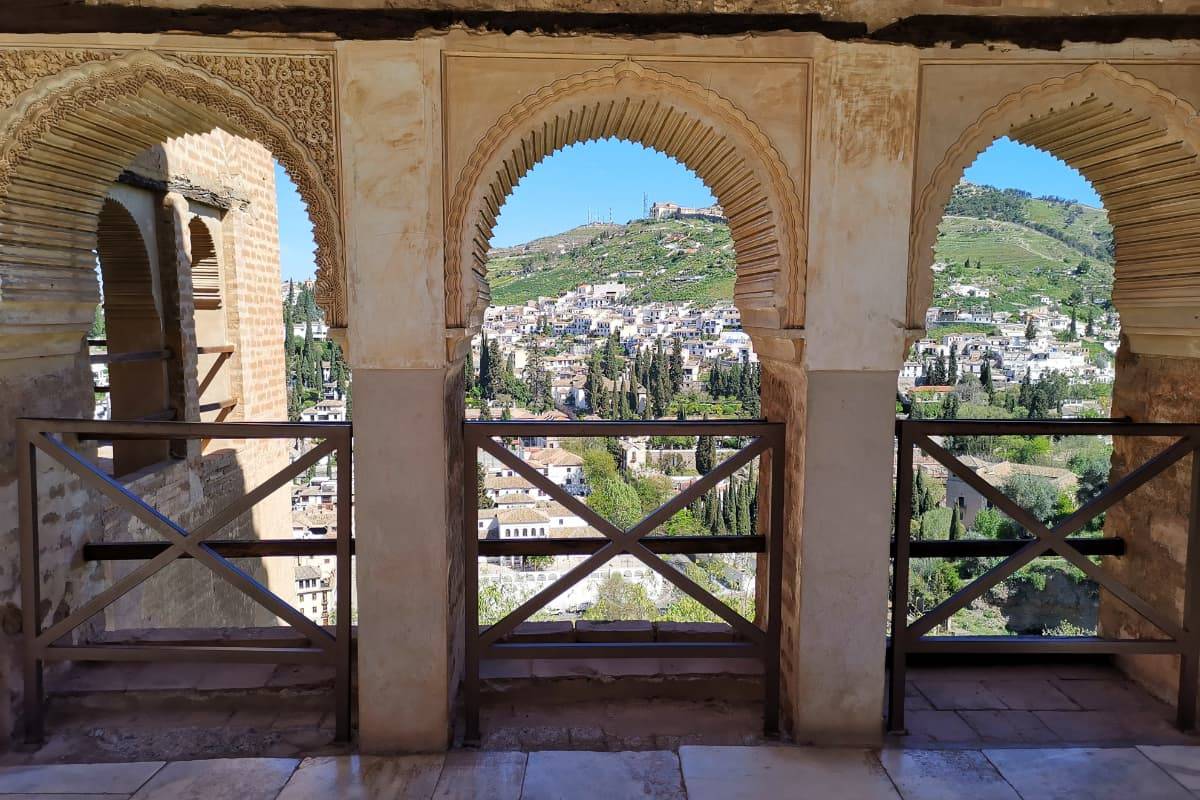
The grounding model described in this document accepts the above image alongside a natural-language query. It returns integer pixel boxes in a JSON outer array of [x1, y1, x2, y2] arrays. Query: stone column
[[337, 40, 461, 751], [787, 43, 920, 744]]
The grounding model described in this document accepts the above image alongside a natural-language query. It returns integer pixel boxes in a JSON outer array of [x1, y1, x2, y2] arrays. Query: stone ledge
[[575, 621, 654, 642]]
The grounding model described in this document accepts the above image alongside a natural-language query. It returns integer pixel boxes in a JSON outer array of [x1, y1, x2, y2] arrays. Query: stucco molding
[[445, 58, 806, 342], [0, 47, 346, 338], [908, 63, 1200, 356]]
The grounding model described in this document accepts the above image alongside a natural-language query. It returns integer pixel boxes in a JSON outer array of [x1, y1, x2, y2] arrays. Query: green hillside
[[487, 217, 735, 306], [932, 183, 1114, 313], [485, 182, 1114, 311]]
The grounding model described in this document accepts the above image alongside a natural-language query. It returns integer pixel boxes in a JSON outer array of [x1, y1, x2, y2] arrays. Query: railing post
[[334, 427, 354, 742], [463, 425, 481, 746], [888, 420, 914, 734], [1178, 436, 1200, 730], [764, 426, 785, 737], [17, 422, 43, 745]]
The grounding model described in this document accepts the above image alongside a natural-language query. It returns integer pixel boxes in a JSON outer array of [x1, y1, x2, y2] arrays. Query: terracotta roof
[[497, 508, 550, 525], [485, 475, 535, 490], [495, 492, 536, 506], [527, 448, 584, 467]]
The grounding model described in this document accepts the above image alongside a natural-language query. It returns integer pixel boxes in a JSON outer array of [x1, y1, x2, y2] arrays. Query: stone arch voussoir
[[446, 60, 806, 343], [908, 63, 1200, 356]]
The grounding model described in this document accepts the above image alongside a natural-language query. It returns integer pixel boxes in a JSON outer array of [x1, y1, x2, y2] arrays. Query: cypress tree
[[478, 333, 494, 399], [695, 431, 715, 476], [1025, 317, 1037, 341], [464, 347, 475, 393], [980, 357, 994, 398], [1085, 310, 1095, 337], [669, 336, 684, 395], [948, 344, 959, 385], [949, 505, 966, 541], [723, 481, 737, 533], [736, 480, 751, 535], [1068, 307, 1078, 340]]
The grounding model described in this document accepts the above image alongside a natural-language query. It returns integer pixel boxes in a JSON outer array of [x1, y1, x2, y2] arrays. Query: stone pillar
[[1100, 343, 1200, 704], [337, 40, 460, 751], [786, 43, 919, 744]]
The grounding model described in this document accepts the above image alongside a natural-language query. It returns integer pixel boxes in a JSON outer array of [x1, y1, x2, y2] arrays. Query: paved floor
[[5, 745, 1200, 798]]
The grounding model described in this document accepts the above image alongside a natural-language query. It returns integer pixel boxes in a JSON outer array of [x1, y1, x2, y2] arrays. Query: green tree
[[1070, 450, 1111, 507], [948, 344, 959, 385], [478, 332, 495, 399], [1001, 473, 1059, 535], [589, 477, 641, 529], [1025, 317, 1037, 341], [585, 572, 656, 620], [477, 463, 494, 509], [972, 507, 1004, 538], [695, 432, 716, 476], [980, 356, 994, 399], [948, 505, 966, 540]]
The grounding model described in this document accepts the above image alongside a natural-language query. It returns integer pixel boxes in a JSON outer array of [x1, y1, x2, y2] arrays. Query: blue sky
[[963, 137, 1102, 207], [273, 135, 1101, 281]]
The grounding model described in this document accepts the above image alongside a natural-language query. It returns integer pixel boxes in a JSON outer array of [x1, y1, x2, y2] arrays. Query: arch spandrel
[[908, 63, 1200, 357], [445, 60, 807, 355], [0, 48, 345, 360]]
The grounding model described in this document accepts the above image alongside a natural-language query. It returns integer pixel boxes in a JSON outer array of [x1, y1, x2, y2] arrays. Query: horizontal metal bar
[[39, 644, 334, 664], [897, 418, 1200, 437], [93, 385, 110, 394], [465, 420, 782, 437], [895, 537, 1125, 559], [22, 418, 350, 440], [87, 338, 106, 347], [196, 344, 235, 355], [905, 636, 1183, 655], [198, 398, 237, 414], [479, 535, 766, 557], [482, 641, 762, 660], [89, 348, 171, 365], [83, 538, 353, 561]]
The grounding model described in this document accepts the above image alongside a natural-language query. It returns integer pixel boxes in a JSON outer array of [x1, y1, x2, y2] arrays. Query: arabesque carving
[[0, 48, 345, 340], [445, 60, 806, 336]]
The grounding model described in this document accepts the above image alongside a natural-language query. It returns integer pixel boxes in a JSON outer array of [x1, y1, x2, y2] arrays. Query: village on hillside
[[267, 188, 1122, 632]]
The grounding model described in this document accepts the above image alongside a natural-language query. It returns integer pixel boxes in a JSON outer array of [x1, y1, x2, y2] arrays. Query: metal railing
[[17, 418, 353, 743], [890, 418, 1200, 733], [463, 419, 785, 744]]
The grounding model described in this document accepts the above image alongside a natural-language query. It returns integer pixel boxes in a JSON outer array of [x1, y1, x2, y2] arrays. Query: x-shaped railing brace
[[28, 432, 338, 652], [477, 435, 767, 647], [907, 433, 1197, 642]]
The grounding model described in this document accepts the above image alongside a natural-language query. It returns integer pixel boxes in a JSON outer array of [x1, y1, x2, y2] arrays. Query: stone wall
[[1100, 343, 1200, 703], [0, 128, 292, 742]]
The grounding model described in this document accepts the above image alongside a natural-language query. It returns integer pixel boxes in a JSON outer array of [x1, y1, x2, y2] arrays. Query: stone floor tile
[[0, 795, 132, 799], [904, 683, 933, 711], [1050, 678, 1164, 711], [1138, 746, 1200, 791], [131, 758, 297, 800], [985, 747, 1193, 799], [914, 680, 1008, 710], [522, 750, 684, 800], [981, 680, 1078, 710], [879, 749, 1020, 800], [901, 710, 981, 744], [958, 710, 1061, 744], [277, 755, 443, 800], [432, 751, 525, 800], [1033, 710, 1192, 744], [1051, 661, 1124, 680], [679, 745, 898, 800], [0, 762, 164, 794]]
